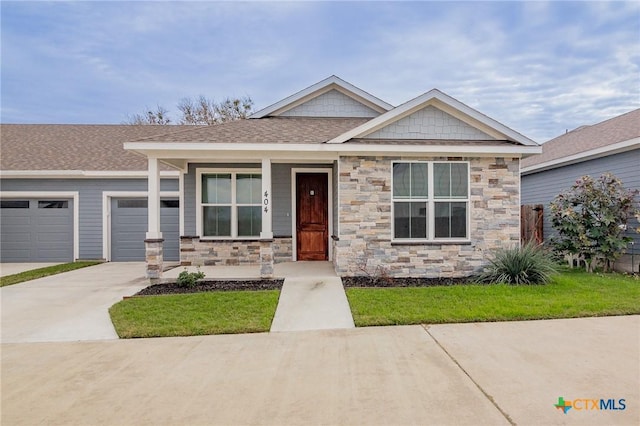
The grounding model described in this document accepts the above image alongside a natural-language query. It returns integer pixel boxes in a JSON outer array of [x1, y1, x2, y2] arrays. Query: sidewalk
[[3, 317, 638, 426]]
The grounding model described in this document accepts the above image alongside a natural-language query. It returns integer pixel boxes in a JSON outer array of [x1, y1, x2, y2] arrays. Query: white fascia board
[[521, 138, 640, 175], [250, 75, 393, 118], [0, 170, 180, 179], [124, 142, 541, 158], [327, 89, 538, 147]]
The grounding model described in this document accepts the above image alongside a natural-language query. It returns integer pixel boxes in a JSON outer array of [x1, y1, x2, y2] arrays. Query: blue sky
[[1, 1, 638, 142]]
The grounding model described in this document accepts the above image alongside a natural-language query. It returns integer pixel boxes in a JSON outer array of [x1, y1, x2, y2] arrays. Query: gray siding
[[0, 178, 178, 259], [280, 89, 380, 118], [185, 163, 333, 237], [364, 105, 494, 140], [521, 149, 640, 247]]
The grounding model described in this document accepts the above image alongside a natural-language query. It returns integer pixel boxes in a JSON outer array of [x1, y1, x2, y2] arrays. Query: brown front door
[[296, 173, 328, 261]]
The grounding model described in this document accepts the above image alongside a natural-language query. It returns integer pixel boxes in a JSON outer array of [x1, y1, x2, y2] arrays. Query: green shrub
[[176, 269, 205, 287], [478, 243, 558, 285]]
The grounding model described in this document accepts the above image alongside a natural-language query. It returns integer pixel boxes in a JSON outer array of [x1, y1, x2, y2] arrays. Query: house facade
[[123, 76, 540, 278], [1, 77, 540, 278], [521, 109, 640, 273]]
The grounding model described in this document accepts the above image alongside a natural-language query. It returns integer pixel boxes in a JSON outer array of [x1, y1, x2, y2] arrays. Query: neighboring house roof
[[521, 108, 640, 174], [327, 89, 538, 146], [134, 117, 370, 144], [0, 124, 195, 174], [250, 75, 393, 118]]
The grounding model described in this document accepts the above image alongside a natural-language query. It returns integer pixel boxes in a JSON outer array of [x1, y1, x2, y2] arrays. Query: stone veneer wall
[[334, 156, 520, 277], [180, 237, 293, 266]]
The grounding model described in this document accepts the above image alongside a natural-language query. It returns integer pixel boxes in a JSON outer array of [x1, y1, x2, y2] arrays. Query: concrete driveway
[[2, 316, 638, 426], [1, 262, 148, 343]]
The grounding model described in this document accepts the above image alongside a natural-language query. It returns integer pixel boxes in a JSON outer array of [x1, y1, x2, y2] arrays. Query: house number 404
[[263, 191, 269, 213]]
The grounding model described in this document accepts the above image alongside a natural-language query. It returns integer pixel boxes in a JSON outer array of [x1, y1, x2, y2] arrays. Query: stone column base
[[260, 240, 274, 279], [145, 238, 164, 281]]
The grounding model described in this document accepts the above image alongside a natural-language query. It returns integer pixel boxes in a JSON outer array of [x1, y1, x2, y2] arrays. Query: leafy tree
[[177, 95, 253, 125], [124, 105, 171, 125], [549, 173, 640, 272]]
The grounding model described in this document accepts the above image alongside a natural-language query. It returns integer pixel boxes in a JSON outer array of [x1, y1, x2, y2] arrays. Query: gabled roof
[[250, 75, 393, 118], [327, 89, 538, 146], [0, 124, 194, 173], [521, 108, 640, 174]]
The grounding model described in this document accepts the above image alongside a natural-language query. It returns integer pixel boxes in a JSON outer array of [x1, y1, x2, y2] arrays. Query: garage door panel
[[111, 198, 179, 262], [1, 198, 73, 262]]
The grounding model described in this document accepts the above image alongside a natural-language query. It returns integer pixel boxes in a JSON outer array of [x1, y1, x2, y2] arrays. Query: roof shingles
[[521, 109, 640, 169]]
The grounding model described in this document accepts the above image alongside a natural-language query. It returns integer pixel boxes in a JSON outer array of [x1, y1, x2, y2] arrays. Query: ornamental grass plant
[[478, 243, 558, 285]]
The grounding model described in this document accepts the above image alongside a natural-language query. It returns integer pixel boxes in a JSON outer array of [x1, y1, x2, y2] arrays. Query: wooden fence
[[521, 204, 544, 245]]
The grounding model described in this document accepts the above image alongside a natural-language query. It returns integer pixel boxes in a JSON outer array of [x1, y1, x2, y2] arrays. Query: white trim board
[[290, 168, 333, 262], [101, 191, 180, 262], [0, 191, 80, 261]]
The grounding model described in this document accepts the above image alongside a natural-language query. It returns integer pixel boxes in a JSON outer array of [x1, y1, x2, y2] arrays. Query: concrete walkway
[[1, 262, 148, 343], [2, 316, 638, 426], [165, 261, 356, 332]]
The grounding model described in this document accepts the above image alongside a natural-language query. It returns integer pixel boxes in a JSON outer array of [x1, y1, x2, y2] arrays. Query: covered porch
[[134, 146, 340, 280]]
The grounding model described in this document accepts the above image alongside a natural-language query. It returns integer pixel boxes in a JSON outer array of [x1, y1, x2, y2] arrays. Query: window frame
[[391, 161, 470, 243], [196, 168, 262, 240]]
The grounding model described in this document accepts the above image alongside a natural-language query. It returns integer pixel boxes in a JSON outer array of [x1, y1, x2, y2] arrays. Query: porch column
[[260, 158, 273, 278], [260, 158, 273, 239], [145, 157, 163, 280]]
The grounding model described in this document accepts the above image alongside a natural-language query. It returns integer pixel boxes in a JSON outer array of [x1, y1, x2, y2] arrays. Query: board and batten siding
[[521, 149, 640, 248], [0, 178, 178, 259], [184, 163, 333, 237]]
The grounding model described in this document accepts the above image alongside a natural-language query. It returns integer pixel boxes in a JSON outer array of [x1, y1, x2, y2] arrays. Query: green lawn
[[0, 261, 103, 287], [346, 270, 640, 326], [110, 290, 280, 338]]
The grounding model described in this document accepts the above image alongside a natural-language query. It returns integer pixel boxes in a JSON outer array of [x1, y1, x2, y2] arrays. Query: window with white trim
[[201, 172, 262, 238], [392, 162, 469, 241]]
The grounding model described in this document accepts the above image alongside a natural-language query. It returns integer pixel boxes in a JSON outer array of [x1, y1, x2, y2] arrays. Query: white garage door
[[111, 198, 179, 261], [0, 199, 74, 262]]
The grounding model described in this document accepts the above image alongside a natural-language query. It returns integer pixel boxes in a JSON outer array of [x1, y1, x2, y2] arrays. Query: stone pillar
[[145, 238, 164, 281], [260, 240, 274, 278]]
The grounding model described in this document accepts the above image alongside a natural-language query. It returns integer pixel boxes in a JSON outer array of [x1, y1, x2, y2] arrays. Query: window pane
[[203, 206, 231, 237], [202, 174, 231, 204], [434, 202, 450, 238], [237, 174, 262, 204], [238, 206, 261, 237], [1, 200, 29, 209], [117, 199, 147, 208], [394, 202, 410, 238], [161, 200, 179, 208], [434, 202, 467, 238], [434, 163, 451, 198], [393, 163, 410, 198], [410, 202, 427, 238], [450, 202, 467, 238], [450, 163, 468, 197], [394, 202, 426, 239], [411, 163, 428, 197], [38, 200, 69, 209]]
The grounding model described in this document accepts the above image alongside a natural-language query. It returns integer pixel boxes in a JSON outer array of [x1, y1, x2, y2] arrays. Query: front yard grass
[[110, 290, 280, 338], [346, 270, 640, 326], [0, 261, 102, 287]]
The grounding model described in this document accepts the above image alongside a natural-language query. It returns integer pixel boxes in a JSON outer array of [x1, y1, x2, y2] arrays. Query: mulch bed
[[135, 279, 284, 296], [134, 275, 480, 296], [341, 276, 479, 287]]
